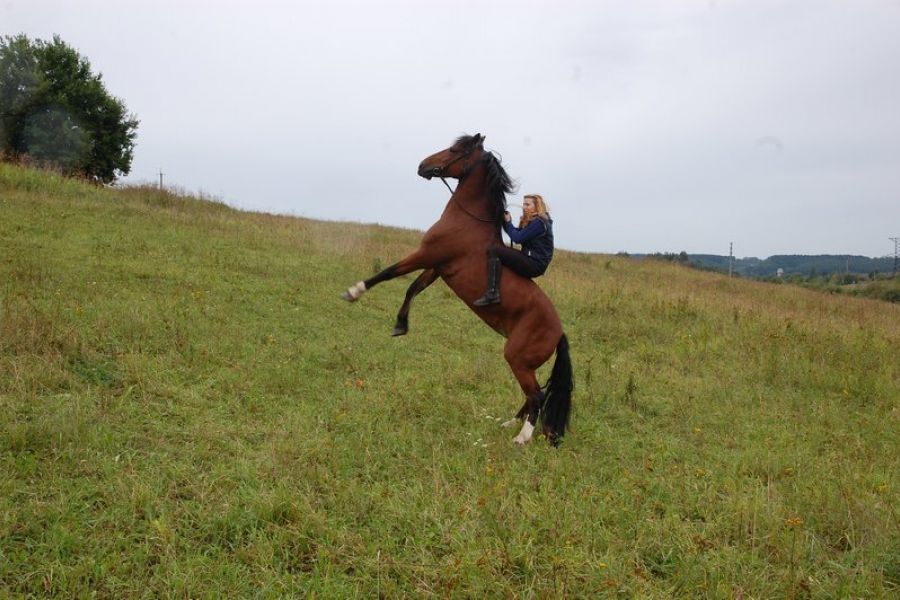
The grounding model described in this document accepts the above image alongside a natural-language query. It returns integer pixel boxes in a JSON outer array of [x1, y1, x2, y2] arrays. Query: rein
[[452, 194, 497, 223], [439, 176, 455, 195]]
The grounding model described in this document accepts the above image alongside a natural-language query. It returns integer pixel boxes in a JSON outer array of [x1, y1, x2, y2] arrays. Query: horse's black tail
[[541, 334, 573, 446]]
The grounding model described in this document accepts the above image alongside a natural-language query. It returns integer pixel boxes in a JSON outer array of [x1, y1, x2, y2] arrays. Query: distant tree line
[[0, 34, 138, 183], [635, 252, 894, 278], [627, 251, 898, 303]]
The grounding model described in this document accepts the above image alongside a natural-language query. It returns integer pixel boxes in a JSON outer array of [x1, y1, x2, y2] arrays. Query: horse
[[341, 134, 572, 446]]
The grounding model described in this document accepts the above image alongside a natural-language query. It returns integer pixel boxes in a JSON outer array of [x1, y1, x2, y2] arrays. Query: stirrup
[[473, 291, 501, 307]]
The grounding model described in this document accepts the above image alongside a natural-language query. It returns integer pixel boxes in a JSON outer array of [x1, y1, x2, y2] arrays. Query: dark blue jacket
[[503, 216, 554, 271]]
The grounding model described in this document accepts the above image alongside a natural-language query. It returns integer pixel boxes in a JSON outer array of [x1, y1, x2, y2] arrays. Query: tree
[[0, 34, 138, 183]]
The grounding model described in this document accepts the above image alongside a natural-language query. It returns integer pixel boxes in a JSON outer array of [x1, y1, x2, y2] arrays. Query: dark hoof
[[391, 317, 408, 337], [544, 428, 562, 448], [391, 317, 409, 337]]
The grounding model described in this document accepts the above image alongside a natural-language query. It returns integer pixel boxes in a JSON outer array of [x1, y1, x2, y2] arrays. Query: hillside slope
[[2, 164, 898, 597]]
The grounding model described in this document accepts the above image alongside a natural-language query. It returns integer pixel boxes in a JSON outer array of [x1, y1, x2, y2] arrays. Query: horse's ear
[[474, 133, 485, 146]]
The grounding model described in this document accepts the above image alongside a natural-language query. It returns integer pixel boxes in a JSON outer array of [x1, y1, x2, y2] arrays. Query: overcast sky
[[4, 0, 900, 257]]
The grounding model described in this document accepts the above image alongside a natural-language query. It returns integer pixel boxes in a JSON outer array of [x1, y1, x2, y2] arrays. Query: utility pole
[[890, 237, 899, 278], [728, 242, 733, 278], [158, 168, 164, 190]]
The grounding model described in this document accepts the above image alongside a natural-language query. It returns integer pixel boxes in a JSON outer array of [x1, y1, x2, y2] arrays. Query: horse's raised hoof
[[501, 418, 519, 429], [391, 317, 409, 336], [342, 282, 366, 302]]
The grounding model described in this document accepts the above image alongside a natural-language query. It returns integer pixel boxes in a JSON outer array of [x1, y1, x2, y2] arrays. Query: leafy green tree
[[0, 34, 138, 183]]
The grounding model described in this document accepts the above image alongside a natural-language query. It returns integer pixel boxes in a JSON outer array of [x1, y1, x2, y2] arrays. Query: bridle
[[431, 146, 498, 224], [431, 146, 474, 195]]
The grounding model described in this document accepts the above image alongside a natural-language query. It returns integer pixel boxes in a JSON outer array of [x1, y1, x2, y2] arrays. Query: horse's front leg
[[341, 249, 430, 303], [392, 268, 439, 337]]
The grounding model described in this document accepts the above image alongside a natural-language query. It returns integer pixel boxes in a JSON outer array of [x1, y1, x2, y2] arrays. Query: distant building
[[776, 268, 784, 278]]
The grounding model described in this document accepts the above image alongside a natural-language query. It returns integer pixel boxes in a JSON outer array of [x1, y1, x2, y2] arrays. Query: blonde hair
[[519, 194, 550, 228]]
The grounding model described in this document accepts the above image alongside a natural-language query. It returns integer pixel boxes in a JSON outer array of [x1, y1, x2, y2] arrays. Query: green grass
[[1, 163, 898, 598]]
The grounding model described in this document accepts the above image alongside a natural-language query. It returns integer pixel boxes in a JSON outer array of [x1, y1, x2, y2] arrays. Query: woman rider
[[473, 193, 554, 306]]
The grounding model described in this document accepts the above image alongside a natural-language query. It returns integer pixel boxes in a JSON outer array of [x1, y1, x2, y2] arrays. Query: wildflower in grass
[[784, 516, 803, 529]]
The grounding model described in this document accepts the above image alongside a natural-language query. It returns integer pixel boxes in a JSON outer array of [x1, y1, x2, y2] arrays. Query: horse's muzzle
[[417, 162, 436, 180]]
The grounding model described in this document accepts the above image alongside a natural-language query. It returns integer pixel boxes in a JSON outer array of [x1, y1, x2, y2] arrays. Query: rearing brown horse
[[342, 134, 572, 445]]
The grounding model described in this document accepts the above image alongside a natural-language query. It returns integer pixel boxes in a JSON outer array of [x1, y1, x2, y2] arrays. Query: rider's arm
[[503, 218, 546, 245]]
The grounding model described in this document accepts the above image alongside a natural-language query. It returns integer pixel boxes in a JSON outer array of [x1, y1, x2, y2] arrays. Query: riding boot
[[473, 254, 502, 306]]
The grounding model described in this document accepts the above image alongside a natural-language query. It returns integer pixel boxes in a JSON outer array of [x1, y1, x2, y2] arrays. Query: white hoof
[[513, 420, 535, 445], [341, 281, 366, 302], [501, 418, 519, 429]]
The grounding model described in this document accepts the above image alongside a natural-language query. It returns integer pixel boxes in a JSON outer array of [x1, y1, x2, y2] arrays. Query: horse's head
[[417, 133, 485, 180]]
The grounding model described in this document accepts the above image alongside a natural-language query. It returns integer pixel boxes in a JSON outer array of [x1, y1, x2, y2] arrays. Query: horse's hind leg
[[504, 327, 557, 444], [506, 364, 543, 445], [392, 268, 438, 337]]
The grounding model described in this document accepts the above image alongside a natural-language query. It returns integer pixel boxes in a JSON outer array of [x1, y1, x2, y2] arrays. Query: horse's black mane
[[454, 134, 517, 224], [481, 152, 516, 222]]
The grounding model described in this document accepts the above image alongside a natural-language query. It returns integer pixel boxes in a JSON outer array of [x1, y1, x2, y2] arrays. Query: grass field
[[1, 163, 898, 598]]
